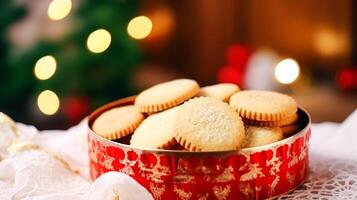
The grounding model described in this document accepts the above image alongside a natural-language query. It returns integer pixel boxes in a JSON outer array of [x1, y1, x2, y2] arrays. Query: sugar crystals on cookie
[[175, 97, 245, 151]]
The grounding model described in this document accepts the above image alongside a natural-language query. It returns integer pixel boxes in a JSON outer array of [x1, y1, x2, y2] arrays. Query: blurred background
[[0, 0, 356, 129]]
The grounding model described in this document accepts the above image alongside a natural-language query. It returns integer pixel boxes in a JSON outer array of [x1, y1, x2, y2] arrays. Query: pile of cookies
[[92, 79, 299, 152]]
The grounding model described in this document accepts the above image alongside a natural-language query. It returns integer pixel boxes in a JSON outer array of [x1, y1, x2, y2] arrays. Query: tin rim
[[88, 96, 311, 156]]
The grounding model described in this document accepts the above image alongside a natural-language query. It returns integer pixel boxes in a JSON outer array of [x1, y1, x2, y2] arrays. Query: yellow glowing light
[[48, 0, 72, 21], [127, 16, 153, 39], [313, 29, 342, 57], [275, 58, 300, 84], [87, 29, 112, 53], [37, 90, 60, 115], [34, 55, 57, 80]]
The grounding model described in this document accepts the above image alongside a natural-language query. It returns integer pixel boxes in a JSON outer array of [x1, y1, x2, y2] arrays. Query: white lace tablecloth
[[1, 110, 357, 200]]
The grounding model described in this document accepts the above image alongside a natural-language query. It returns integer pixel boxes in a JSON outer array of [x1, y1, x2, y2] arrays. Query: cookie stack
[[229, 90, 299, 148], [92, 79, 300, 152]]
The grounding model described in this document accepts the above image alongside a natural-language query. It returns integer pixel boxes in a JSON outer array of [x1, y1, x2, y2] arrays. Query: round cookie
[[198, 83, 239, 102], [243, 126, 283, 148], [175, 97, 245, 152], [280, 113, 298, 126], [281, 124, 300, 137], [92, 105, 145, 140], [230, 90, 297, 121], [135, 79, 200, 113], [130, 107, 178, 149], [243, 113, 298, 127]]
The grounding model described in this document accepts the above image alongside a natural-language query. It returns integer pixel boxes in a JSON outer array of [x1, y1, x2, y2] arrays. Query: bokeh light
[[86, 29, 112, 53], [37, 90, 60, 115], [275, 58, 300, 84], [313, 29, 341, 57], [48, 0, 72, 21], [34, 55, 57, 80], [127, 16, 153, 39]]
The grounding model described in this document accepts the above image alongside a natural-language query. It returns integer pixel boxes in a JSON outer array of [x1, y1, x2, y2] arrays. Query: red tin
[[88, 96, 311, 200]]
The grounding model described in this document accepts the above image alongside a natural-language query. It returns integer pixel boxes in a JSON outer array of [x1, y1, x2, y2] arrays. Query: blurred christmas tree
[[0, 0, 26, 116], [0, 0, 142, 129]]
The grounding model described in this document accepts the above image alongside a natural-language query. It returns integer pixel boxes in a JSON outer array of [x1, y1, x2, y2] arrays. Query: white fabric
[[1, 110, 357, 199], [0, 119, 153, 200]]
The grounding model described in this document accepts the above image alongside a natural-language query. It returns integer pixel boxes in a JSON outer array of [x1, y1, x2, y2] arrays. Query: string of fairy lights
[[35, 0, 302, 116], [34, 0, 153, 116]]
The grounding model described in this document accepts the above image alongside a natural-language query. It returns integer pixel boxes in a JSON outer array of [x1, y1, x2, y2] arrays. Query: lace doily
[[279, 153, 357, 199]]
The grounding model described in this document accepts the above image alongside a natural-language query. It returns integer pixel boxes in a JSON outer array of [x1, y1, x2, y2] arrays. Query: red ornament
[[217, 66, 245, 88], [225, 44, 251, 70], [336, 68, 357, 91], [63, 96, 90, 124]]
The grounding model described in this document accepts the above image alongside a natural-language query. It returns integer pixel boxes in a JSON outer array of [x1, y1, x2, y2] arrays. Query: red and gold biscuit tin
[[88, 96, 311, 200]]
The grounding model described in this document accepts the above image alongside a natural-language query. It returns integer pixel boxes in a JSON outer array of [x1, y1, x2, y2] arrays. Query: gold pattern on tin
[[299, 147, 307, 161], [199, 164, 212, 182], [288, 153, 299, 168], [239, 163, 264, 181], [213, 185, 231, 200], [173, 173, 195, 184], [174, 185, 193, 200], [197, 193, 209, 200], [269, 175, 280, 195], [90, 140, 104, 164], [215, 166, 235, 183], [299, 148, 308, 180], [289, 145, 307, 168], [119, 149, 139, 176], [267, 152, 283, 173], [267, 149, 283, 195], [89, 146, 98, 163], [138, 154, 170, 183], [286, 172, 295, 186], [102, 154, 115, 170], [149, 182, 165, 199], [239, 183, 253, 199], [120, 165, 134, 176], [173, 159, 195, 184]]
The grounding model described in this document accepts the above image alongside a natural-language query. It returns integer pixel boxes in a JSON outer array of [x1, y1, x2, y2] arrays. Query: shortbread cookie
[[130, 107, 178, 149], [175, 97, 245, 151], [92, 105, 145, 140], [230, 90, 297, 121], [135, 79, 199, 113], [198, 83, 239, 102], [243, 113, 298, 127], [281, 124, 300, 137], [280, 113, 298, 126], [243, 126, 283, 148]]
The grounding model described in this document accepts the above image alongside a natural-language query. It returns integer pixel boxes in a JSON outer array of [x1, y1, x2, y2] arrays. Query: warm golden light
[[48, 0, 72, 21], [313, 29, 341, 57], [127, 16, 153, 39], [87, 29, 112, 53], [34, 55, 57, 80], [275, 58, 300, 84], [37, 90, 60, 115]]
